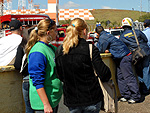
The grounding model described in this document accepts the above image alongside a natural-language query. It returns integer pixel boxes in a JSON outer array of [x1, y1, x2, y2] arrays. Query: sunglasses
[[47, 19, 55, 30]]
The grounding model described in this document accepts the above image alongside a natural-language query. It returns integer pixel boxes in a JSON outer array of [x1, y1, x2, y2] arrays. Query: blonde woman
[[55, 18, 111, 113], [25, 19, 63, 113]]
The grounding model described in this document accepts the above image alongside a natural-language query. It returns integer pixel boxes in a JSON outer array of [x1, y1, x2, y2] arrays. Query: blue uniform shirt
[[143, 27, 150, 48], [120, 29, 150, 56], [96, 31, 130, 59]]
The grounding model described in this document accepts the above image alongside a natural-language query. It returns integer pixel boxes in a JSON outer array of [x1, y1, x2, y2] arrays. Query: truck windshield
[[111, 30, 123, 36]]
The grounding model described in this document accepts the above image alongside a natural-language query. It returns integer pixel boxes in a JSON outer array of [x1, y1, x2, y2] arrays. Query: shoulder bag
[[132, 29, 147, 65]]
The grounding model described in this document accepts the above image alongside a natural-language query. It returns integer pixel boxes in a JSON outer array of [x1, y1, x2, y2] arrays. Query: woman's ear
[[83, 29, 87, 35], [47, 30, 50, 35]]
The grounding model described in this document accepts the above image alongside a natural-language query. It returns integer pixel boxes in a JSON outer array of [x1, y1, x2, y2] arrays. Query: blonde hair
[[25, 19, 55, 56], [63, 18, 88, 54]]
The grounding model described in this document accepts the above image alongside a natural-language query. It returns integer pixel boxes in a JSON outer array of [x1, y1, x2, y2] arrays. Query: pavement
[[58, 94, 150, 113]]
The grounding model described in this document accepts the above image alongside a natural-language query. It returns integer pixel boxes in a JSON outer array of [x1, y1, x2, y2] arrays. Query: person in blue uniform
[[120, 17, 150, 95], [96, 25, 141, 104]]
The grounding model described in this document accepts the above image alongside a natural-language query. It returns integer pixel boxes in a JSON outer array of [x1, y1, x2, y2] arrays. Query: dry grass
[[86, 9, 147, 30], [91, 9, 147, 22]]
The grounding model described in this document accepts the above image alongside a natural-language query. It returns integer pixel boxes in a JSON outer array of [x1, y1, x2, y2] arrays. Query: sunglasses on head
[[47, 19, 55, 30]]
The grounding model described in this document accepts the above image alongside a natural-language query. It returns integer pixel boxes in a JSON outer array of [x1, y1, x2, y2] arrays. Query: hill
[[86, 9, 147, 30], [91, 9, 147, 22]]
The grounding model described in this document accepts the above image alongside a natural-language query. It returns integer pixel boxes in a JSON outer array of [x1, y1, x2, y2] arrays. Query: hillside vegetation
[[91, 9, 146, 22], [86, 9, 147, 30]]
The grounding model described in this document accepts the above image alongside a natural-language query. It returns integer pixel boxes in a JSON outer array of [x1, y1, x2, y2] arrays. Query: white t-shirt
[[0, 34, 22, 66]]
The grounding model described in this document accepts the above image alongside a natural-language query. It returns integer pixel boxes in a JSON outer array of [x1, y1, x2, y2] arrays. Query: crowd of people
[[0, 16, 150, 113]]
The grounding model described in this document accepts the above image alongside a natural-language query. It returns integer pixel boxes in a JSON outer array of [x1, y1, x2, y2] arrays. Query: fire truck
[[0, 14, 68, 47], [52, 24, 68, 47]]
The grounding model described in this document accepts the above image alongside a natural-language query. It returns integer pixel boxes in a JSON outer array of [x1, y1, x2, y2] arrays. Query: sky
[[9, 0, 149, 12]]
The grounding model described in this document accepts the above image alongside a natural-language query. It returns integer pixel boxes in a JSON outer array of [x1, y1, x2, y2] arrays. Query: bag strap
[[132, 25, 140, 46], [89, 44, 92, 59], [89, 44, 99, 77]]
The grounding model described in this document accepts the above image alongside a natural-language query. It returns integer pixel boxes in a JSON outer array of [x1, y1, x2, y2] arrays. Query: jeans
[[35, 105, 58, 113], [22, 80, 34, 113], [136, 55, 150, 89], [68, 101, 102, 113]]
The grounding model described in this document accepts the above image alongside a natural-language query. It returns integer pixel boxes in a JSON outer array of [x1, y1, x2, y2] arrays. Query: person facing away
[[14, 26, 35, 113], [55, 18, 111, 113], [0, 19, 23, 66], [120, 17, 150, 95], [25, 19, 63, 113], [95, 26, 141, 104], [143, 19, 150, 48]]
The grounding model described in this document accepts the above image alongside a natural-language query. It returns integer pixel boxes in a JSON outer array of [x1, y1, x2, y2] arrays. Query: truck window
[[58, 30, 65, 37], [111, 31, 121, 36]]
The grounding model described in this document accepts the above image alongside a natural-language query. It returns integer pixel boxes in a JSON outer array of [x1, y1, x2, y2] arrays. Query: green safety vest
[[29, 42, 63, 110]]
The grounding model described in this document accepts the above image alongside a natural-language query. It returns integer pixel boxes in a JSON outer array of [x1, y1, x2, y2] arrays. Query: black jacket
[[55, 38, 111, 107]]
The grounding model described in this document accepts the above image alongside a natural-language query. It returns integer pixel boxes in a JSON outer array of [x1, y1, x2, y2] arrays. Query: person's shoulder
[[12, 33, 22, 37]]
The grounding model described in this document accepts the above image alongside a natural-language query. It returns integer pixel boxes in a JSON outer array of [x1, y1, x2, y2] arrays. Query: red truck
[[0, 14, 68, 47], [51, 24, 68, 47]]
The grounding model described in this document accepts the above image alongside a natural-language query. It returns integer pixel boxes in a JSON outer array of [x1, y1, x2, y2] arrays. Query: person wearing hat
[[0, 19, 23, 66], [143, 19, 150, 48], [95, 25, 141, 104], [120, 17, 150, 96]]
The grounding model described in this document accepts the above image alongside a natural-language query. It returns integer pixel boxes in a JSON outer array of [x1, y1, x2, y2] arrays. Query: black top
[[55, 38, 111, 107], [14, 44, 24, 70]]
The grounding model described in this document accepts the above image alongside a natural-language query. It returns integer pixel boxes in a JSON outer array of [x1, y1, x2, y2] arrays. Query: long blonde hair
[[63, 18, 88, 54], [25, 19, 55, 56]]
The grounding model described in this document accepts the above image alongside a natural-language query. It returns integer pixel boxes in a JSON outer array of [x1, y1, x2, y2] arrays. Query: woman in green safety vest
[[25, 19, 63, 113]]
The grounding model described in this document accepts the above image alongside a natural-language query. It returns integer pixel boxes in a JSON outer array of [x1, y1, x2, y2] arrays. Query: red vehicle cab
[[0, 14, 50, 37], [0, 14, 68, 47], [51, 24, 69, 47]]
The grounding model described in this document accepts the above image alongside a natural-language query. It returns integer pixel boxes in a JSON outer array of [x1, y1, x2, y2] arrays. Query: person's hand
[[44, 103, 53, 113], [105, 50, 109, 53]]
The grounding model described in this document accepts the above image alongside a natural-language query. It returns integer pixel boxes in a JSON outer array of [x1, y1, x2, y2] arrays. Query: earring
[[46, 35, 53, 43]]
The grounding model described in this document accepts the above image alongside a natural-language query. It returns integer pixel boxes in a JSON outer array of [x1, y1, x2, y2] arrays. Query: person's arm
[[55, 45, 64, 81], [139, 30, 148, 42], [28, 52, 53, 112], [14, 44, 24, 70], [96, 38, 109, 53], [92, 45, 111, 82], [37, 88, 53, 113]]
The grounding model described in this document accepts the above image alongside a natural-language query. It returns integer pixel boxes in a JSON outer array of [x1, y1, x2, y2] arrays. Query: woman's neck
[[39, 36, 49, 44]]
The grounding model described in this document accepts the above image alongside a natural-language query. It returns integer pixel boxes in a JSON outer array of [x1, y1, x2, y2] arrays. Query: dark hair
[[122, 26, 132, 31], [95, 26, 104, 34]]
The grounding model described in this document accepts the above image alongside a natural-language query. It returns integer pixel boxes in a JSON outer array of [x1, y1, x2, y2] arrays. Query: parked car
[[105, 28, 124, 39]]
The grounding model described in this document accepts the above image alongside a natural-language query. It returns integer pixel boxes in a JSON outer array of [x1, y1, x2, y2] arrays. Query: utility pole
[[56, 0, 59, 25], [28, 0, 33, 10], [0, 0, 3, 29], [140, 0, 142, 16], [0, 0, 3, 16], [148, 0, 150, 12], [18, 0, 26, 10]]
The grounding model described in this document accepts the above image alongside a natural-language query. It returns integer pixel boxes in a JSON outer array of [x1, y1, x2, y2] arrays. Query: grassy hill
[[91, 9, 147, 22], [86, 9, 147, 30]]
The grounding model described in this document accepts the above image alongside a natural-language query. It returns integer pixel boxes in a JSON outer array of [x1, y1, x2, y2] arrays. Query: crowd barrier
[[0, 66, 25, 113], [0, 53, 120, 113]]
